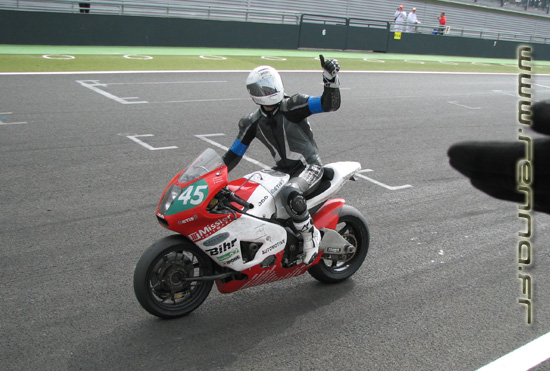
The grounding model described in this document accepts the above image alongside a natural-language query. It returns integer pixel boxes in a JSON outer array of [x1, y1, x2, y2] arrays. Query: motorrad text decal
[[262, 240, 285, 255], [165, 179, 209, 215]]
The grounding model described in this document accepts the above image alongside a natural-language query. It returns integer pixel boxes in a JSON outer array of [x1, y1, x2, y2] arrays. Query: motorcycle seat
[[305, 166, 334, 200]]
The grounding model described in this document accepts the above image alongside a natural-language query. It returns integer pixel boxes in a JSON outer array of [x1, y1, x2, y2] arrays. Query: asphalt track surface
[[2, 70, 550, 371]]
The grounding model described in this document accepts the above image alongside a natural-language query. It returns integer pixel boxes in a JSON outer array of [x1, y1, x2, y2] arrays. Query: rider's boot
[[295, 218, 321, 265]]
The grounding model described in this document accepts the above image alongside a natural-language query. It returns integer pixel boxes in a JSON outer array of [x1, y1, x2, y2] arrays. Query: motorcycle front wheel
[[308, 204, 370, 283], [133, 235, 214, 319]]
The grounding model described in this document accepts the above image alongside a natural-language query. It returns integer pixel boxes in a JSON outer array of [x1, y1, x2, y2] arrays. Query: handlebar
[[220, 188, 254, 210]]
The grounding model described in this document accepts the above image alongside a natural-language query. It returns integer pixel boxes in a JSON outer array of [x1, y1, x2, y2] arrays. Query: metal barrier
[[0, 0, 302, 24], [391, 21, 550, 44], [2, 0, 549, 44]]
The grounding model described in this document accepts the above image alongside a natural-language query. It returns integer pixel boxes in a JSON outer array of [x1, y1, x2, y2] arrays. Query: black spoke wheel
[[134, 235, 214, 319], [308, 205, 370, 283]]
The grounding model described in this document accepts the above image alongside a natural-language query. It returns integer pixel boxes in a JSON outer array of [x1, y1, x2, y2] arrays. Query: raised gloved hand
[[447, 101, 550, 214], [320, 54, 340, 88]]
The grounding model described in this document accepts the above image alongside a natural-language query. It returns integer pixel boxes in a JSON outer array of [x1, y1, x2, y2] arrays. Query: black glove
[[320, 54, 340, 88], [447, 101, 550, 214]]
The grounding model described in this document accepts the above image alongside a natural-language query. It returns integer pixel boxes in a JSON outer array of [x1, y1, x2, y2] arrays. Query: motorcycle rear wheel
[[133, 235, 214, 319], [308, 205, 370, 283]]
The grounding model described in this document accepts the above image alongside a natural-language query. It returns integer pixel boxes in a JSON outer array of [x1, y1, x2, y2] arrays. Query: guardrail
[[0, 0, 302, 24], [391, 22, 550, 44], [2, 0, 549, 45]]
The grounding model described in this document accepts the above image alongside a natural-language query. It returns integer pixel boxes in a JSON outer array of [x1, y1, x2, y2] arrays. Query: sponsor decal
[[177, 215, 198, 225], [203, 232, 230, 246], [262, 239, 285, 255], [223, 255, 240, 265], [205, 238, 237, 256], [165, 178, 209, 215], [189, 215, 233, 242], [269, 179, 285, 194], [254, 225, 268, 239], [216, 249, 238, 261], [258, 195, 269, 207]]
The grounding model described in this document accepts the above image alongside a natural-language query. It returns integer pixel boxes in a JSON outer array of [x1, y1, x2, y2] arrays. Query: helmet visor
[[247, 75, 281, 97]]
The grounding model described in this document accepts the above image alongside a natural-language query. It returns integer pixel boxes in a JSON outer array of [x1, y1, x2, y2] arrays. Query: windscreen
[[178, 148, 224, 183]]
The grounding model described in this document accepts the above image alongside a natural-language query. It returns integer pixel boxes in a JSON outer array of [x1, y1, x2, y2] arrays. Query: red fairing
[[312, 198, 345, 230], [228, 178, 260, 204], [215, 251, 312, 293], [158, 165, 237, 240]]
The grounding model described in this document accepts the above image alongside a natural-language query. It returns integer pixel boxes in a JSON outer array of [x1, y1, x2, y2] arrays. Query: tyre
[[133, 235, 214, 319], [308, 205, 370, 283]]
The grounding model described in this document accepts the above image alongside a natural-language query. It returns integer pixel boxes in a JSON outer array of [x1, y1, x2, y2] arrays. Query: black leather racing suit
[[222, 85, 340, 223]]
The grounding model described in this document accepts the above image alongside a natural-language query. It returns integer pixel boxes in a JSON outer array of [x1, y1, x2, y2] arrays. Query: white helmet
[[246, 66, 284, 106]]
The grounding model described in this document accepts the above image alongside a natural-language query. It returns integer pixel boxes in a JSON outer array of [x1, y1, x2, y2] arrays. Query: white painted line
[[123, 55, 153, 60], [3, 70, 544, 76], [476, 332, 550, 371], [439, 60, 459, 65], [197, 133, 225, 137], [261, 56, 287, 61], [76, 80, 148, 104], [492, 89, 517, 97], [199, 55, 227, 60], [195, 134, 270, 169], [448, 101, 482, 110], [42, 54, 75, 60], [106, 80, 227, 85], [0, 113, 26, 125], [156, 97, 249, 104], [127, 134, 177, 150], [0, 121, 27, 125], [356, 171, 412, 191]]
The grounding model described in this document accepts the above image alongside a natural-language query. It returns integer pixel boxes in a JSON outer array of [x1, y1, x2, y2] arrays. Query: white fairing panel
[[242, 169, 289, 219], [200, 162, 360, 271], [273, 161, 361, 218], [306, 161, 361, 207], [196, 215, 287, 271]]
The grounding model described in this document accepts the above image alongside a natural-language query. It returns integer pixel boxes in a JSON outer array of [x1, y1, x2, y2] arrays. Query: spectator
[[393, 4, 407, 32], [406, 7, 421, 32], [79, 1, 90, 13], [437, 12, 446, 35]]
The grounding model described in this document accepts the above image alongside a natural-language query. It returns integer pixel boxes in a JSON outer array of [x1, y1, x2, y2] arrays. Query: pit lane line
[[476, 331, 550, 371]]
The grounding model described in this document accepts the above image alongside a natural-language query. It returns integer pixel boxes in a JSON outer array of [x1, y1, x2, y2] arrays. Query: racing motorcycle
[[133, 148, 369, 319]]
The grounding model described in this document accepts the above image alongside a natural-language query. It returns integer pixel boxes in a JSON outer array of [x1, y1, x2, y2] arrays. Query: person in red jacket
[[437, 12, 447, 35]]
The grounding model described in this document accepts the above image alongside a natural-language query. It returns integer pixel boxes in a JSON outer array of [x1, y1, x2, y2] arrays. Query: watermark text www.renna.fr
[[517, 45, 534, 325]]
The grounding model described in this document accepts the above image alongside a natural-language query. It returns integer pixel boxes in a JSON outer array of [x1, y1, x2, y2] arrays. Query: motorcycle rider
[[222, 55, 341, 264]]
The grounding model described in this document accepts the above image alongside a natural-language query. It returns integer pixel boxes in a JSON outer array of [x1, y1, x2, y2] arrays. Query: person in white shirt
[[406, 7, 421, 33], [393, 4, 407, 32]]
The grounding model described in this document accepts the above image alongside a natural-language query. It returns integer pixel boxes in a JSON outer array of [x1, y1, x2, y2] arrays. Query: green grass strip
[[1, 45, 549, 73]]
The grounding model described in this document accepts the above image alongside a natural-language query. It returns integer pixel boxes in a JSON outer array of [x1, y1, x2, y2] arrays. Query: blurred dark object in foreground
[[447, 101, 550, 214]]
